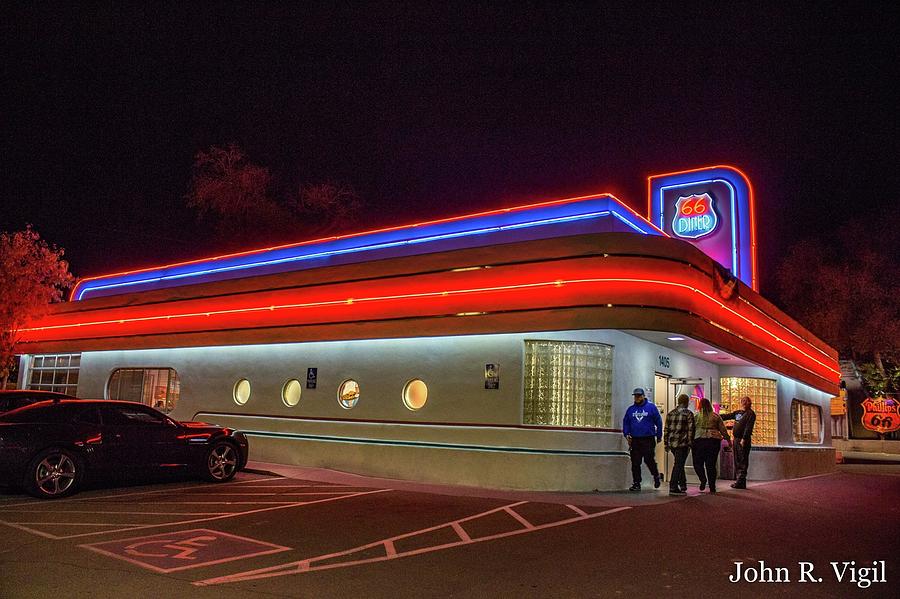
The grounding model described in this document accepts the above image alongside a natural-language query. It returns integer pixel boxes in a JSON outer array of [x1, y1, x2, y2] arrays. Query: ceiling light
[[667, 336, 685, 341], [702, 350, 719, 355]]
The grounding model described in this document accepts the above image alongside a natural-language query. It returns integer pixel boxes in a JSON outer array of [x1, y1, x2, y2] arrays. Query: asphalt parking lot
[[1, 464, 898, 598]]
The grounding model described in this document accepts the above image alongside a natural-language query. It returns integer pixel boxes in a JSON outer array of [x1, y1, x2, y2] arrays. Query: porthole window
[[403, 379, 428, 411], [233, 378, 252, 405], [282, 379, 302, 407], [338, 379, 360, 409]]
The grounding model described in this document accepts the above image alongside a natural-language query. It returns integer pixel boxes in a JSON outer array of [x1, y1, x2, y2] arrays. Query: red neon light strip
[[25, 273, 840, 382], [70, 192, 666, 300]]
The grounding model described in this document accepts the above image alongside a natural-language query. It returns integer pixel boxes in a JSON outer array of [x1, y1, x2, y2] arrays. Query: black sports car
[[0, 399, 249, 498], [0, 390, 77, 414]]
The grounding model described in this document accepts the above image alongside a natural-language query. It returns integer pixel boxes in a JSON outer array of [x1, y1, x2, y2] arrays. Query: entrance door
[[670, 379, 705, 485], [653, 374, 670, 483]]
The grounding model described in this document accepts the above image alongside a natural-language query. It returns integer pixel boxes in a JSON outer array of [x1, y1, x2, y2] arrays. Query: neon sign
[[672, 193, 718, 239], [861, 397, 900, 434], [648, 165, 757, 291]]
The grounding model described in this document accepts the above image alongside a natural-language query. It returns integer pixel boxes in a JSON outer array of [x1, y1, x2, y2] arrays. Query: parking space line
[[14, 522, 150, 527], [503, 506, 535, 530], [0, 510, 232, 516], [133, 501, 301, 505], [52, 488, 392, 540], [196, 504, 632, 586], [0, 475, 287, 509], [175, 491, 358, 496]]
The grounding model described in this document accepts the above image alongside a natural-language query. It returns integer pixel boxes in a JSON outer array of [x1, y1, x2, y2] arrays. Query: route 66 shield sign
[[672, 193, 719, 239], [861, 397, 900, 434]]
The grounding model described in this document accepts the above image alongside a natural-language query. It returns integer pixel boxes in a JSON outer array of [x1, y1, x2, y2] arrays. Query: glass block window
[[28, 354, 81, 396], [523, 340, 613, 427], [791, 399, 822, 443], [720, 377, 777, 446], [107, 368, 181, 414]]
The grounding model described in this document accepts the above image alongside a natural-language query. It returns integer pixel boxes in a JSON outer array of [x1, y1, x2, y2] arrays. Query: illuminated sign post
[[861, 397, 900, 434], [649, 166, 758, 291]]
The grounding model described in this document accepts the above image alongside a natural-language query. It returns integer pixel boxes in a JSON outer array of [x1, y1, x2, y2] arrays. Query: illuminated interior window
[[233, 378, 252, 405], [720, 377, 777, 446], [338, 379, 360, 409], [791, 399, 822, 443], [523, 340, 613, 427], [107, 367, 181, 414], [28, 353, 81, 396], [282, 379, 302, 407], [402, 379, 428, 411]]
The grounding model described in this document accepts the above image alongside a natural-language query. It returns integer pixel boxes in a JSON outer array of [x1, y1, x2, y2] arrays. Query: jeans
[[734, 440, 752, 483], [668, 446, 690, 491], [691, 438, 722, 489], [629, 436, 660, 484]]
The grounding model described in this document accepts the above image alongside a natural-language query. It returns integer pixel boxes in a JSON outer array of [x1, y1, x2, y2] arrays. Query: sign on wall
[[306, 368, 318, 389], [484, 364, 500, 389], [648, 165, 758, 290], [861, 397, 900, 434]]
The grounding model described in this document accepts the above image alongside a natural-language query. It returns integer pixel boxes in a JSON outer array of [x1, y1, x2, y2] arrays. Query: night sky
[[2, 5, 896, 301]]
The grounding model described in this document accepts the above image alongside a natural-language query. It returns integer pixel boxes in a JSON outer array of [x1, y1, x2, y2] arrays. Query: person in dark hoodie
[[623, 387, 663, 492], [720, 396, 756, 489]]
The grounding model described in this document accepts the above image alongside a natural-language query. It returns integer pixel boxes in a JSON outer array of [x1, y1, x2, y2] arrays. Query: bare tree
[[295, 181, 362, 236], [185, 144, 290, 247], [185, 144, 365, 247], [0, 226, 73, 388], [776, 215, 900, 378]]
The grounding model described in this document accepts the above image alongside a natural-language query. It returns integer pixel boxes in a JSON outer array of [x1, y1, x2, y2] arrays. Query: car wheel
[[202, 441, 238, 482], [25, 448, 82, 499]]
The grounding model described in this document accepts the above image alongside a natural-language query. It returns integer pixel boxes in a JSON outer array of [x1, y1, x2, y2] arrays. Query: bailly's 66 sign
[[861, 397, 900, 434], [672, 193, 718, 239]]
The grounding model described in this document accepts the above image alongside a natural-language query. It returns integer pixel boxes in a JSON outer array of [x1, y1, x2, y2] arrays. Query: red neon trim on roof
[[25, 264, 839, 383]]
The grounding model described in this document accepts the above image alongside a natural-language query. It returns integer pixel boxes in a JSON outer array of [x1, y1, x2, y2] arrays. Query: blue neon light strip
[[74, 195, 660, 300]]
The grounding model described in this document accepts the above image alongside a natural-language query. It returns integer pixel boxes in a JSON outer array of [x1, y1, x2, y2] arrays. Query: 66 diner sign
[[861, 397, 900, 434], [672, 193, 719, 239]]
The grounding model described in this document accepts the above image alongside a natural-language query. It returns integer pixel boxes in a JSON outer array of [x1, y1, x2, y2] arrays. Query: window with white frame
[[107, 368, 181, 414], [791, 399, 822, 443], [523, 340, 613, 427], [28, 354, 81, 396]]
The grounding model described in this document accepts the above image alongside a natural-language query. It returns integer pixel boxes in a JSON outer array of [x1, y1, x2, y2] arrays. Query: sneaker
[[653, 475, 661, 489], [669, 489, 686, 496], [731, 482, 746, 489], [629, 482, 641, 492], [709, 486, 717, 494], [679, 486, 688, 493], [699, 481, 706, 491]]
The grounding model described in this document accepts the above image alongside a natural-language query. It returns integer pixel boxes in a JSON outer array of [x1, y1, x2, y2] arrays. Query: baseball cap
[[632, 387, 645, 396]]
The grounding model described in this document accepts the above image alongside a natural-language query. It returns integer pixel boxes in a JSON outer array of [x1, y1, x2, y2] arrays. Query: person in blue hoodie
[[623, 387, 663, 491]]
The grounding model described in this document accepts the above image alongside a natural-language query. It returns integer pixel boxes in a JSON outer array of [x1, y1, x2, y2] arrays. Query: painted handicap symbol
[[82, 528, 291, 573], [125, 535, 218, 560]]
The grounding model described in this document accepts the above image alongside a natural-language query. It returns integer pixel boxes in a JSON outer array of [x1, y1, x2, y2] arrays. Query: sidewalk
[[838, 450, 900, 464], [244, 460, 790, 508]]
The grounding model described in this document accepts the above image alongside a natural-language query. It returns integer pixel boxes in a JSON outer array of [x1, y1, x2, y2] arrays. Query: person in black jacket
[[720, 396, 756, 489]]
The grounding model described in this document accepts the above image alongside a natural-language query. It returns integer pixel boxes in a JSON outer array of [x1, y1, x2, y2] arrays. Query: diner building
[[15, 166, 839, 491]]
